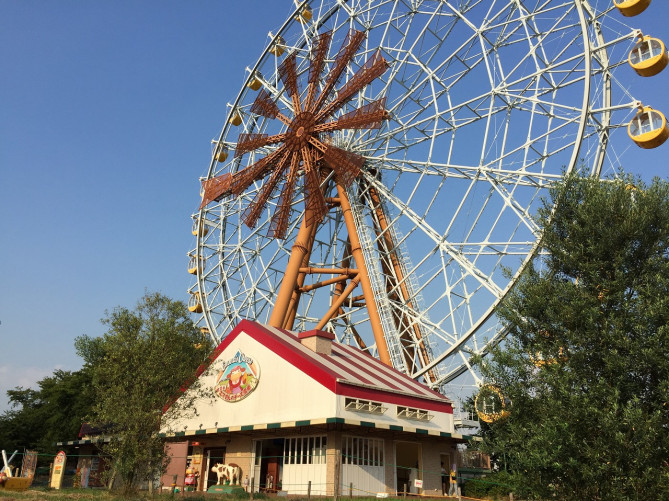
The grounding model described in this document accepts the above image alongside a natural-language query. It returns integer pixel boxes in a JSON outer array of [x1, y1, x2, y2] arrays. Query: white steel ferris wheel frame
[[190, 0, 641, 390]]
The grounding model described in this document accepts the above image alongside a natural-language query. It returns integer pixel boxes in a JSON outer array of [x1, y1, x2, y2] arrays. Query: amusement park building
[[158, 320, 476, 495]]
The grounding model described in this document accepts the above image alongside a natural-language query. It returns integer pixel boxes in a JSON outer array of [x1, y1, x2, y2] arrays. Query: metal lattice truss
[[189, 0, 643, 389]]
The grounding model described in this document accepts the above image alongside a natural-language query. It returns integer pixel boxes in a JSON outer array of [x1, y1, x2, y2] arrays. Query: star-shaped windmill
[[200, 29, 389, 239]]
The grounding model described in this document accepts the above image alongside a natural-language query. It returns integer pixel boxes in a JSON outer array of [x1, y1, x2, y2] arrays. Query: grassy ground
[[0, 489, 490, 501]]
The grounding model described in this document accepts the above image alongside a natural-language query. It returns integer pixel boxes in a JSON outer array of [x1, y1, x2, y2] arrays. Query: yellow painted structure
[[188, 292, 203, 313], [614, 0, 651, 17], [229, 111, 242, 126], [269, 36, 285, 57], [475, 385, 510, 424], [187, 255, 205, 275], [216, 145, 229, 163], [629, 36, 668, 77], [248, 75, 263, 91], [628, 106, 669, 149], [0, 477, 33, 492], [192, 219, 209, 236], [296, 6, 312, 23]]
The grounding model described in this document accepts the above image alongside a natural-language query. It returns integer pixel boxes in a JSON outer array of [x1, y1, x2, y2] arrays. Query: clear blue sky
[[1, 1, 668, 413]]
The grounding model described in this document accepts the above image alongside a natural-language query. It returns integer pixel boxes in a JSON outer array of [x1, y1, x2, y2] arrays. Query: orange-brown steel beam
[[367, 184, 437, 383], [315, 276, 361, 331], [299, 274, 353, 293], [336, 182, 392, 366], [269, 210, 318, 328], [299, 267, 358, 275], [281, 219, 318, 330]]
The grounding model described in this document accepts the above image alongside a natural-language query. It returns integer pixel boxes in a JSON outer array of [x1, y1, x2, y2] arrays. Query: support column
[[269, 210, 318, 328], [336, 183, 392, 366]]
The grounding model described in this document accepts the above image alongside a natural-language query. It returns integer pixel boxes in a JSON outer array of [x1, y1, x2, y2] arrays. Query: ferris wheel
[[188, 0, 667, 391]]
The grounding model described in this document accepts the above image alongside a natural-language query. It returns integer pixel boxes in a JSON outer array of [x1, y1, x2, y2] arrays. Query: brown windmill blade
[[305, 31, 332, 111], [242, 149, 291, 229], [228, 145, 287, 196], [268, 152, 300, 239], [312, 29, 367, 113], [321, 144, 366, 188], [251, 89, 280, 119], [302, 147, 328, 226], [235, 132, 288, 158], [317, 50, 389, 121], [200, 173, 232, 209], [314, 98, 387, 133], [278, 52, 301, 112]]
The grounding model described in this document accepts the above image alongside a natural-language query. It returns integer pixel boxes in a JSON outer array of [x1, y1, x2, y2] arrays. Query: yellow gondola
[[614, 0, 651, 17], [216, 145, 229, 163], [229, 111, 242, 126], [269, 36, 285, 57], [628, 106, 669, 149], [296, 6, 312, 24], [474, 385, 510, 424], [248, 73, 263, 91], [192, 219, 209, 236], [187, 255, 205, 275], [628, 35, 668, 77], [188, 292, 203, 313], [530, 347, 567, 368], [195, 327, 210, 349]]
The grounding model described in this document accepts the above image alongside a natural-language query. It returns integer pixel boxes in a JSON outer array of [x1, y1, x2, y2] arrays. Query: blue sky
[[1, 1, 668, 413]]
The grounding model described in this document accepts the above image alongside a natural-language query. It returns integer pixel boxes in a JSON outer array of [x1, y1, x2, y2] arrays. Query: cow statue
[[211, 463, 242, 486]]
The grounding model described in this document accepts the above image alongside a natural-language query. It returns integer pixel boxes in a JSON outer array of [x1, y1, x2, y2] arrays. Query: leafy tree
[[0, 369, 94, 459], [476, 174, 669, 500], [75, 292, 211, 493]]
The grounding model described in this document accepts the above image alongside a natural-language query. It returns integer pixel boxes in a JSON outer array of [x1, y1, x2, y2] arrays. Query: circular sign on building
[[213, 350, 260, 402]]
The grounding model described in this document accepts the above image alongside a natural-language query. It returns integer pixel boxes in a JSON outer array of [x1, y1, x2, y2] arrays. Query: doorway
[[440, 453, 452, 495], [252, 438, 284, 492], [394, 442, 421, 495], [204, 447, 226, 490]]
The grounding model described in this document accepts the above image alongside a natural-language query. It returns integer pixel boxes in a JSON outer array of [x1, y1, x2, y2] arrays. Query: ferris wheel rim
[[192, 0, 634, 388]]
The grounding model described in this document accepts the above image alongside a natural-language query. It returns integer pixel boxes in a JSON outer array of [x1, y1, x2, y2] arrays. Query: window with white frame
[[283, 436, 327, 465], [341, 436, 384, 466], [396, 406, 434, 421], [344, 398, 387, 415]]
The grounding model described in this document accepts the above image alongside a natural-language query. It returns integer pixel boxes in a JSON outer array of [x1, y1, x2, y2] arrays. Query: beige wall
[[161, 441, 188, 490]]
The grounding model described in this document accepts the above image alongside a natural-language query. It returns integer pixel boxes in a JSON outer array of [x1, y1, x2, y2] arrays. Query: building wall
[[224, 434, 253, 485], [161, 441, 189, 490], [337, 394, 454, 434], [420, 437, 457, 495], [163, 331, 337, 433]]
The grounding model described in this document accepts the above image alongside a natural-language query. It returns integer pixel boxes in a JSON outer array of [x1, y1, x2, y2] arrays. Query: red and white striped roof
[[206, 320, 452, 413]]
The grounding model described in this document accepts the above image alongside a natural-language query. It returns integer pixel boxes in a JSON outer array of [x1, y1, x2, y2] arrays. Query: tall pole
[[336, 183, 392, 366], [268, 210, 318, 328]]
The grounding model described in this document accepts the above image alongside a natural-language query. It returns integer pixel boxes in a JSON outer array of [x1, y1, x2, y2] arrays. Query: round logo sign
[[214, 350, 260, 402]]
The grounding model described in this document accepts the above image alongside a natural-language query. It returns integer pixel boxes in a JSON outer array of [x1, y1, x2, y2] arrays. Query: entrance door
[[252, 438, 284, 492], [204, 447, 226, 490], [394, 442, 421, 495], [440, 453, 452, 495]]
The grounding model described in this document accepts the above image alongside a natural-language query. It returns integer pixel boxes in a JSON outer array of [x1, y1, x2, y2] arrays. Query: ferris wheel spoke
[[278, 53, 302, 112], [315, 98, 388, 133], [234, 132, 288, 158], [268, 152, 300, 239], [363, 155, 563, 188], [313, 29, 367, 112], [305, 30, 332, 111], [242, 149, 291, 229], [228, 145, 287, 196], [317, 50, 390, 121], [250, 89, 291, 125], [366, 176, 505, 299]]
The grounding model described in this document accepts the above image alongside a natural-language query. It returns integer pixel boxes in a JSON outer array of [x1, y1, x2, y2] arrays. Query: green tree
[[75, 292, 211, 493], [477, 174, 669, 500], [0, 369, 93, 456]]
